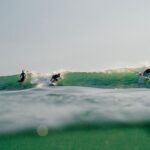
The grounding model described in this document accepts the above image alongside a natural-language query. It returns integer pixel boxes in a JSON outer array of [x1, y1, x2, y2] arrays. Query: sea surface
[[0, 68, 150, 134]]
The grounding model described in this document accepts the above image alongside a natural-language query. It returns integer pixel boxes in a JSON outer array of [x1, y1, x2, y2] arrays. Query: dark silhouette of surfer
[[143, 69, 150, 76], [50, 73, 61, 82], [138, 69, 150, 84], [18, 70, 26, 83]]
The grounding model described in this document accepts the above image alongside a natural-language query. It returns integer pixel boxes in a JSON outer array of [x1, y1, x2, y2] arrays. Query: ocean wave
[[0, 66, 150, 90]]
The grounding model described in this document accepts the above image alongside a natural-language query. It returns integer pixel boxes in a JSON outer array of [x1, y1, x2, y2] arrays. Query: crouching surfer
[[18, 70, 26, 84], [138, 69, 150, 84], [50, 73, 61, 83], [143, 69, 150, 76]]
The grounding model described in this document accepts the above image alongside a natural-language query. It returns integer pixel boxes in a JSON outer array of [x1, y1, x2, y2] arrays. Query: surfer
[[138, 69, 150, 84], [50, 73, 61, 82], [143, 69, 150, 76], [18, 70, 26, 83]]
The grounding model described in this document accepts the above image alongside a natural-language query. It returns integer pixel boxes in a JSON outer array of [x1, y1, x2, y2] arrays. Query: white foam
[[1, 87, 150, 133]]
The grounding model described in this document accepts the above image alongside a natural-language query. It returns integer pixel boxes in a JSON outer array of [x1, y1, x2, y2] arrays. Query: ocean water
[[0, 67, 150, 134]]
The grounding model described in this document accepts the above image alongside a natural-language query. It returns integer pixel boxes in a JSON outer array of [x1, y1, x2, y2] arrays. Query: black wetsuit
[[143, 69, 150, 76], [50, 74, 60, 82], [18, 72, 26, 83]]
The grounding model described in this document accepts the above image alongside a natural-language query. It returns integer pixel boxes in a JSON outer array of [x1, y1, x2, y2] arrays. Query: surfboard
[[49, 82, 57, 86]]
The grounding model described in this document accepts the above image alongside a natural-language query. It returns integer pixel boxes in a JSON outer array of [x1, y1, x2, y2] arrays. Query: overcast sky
[[1, 0, 150, 75]]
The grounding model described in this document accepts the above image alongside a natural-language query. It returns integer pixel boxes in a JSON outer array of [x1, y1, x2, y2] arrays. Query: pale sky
[[1, 0, 150, 75]]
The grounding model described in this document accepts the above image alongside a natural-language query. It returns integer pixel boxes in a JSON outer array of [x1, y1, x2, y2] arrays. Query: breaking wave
[[0, 66, 150, 90]]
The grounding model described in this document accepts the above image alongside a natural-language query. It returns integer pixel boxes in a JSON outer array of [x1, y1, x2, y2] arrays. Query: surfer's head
[[22, 70, 25, 74]]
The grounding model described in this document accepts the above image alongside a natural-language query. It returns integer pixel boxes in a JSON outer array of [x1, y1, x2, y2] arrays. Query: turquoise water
[[0, 74, 32, 90], [58, 71, 139, 88]]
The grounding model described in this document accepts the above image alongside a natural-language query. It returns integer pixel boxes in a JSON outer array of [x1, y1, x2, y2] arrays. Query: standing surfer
[[18, 70, 26, 83]]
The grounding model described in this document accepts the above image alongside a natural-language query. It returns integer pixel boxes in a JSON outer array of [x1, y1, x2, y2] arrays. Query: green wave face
[[0, 67, 150, 90], [58, 71, 140, 88], [0, 74, 33, 90]]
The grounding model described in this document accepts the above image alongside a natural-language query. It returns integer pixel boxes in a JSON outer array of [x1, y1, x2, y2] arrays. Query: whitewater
[[1, 67, 150, 134]]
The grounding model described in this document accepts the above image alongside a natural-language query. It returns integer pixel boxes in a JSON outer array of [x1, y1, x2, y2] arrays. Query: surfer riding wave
[[18, 70, 26, 83], [50, 73, 61, 83], [138, 69, 150, 84]]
